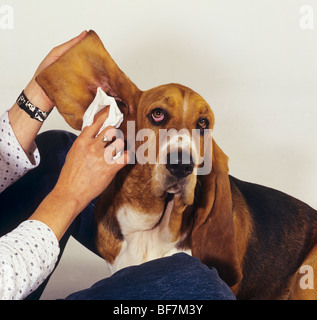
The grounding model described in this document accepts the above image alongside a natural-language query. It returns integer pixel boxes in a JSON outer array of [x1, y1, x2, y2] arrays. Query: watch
[[16, 91, 51, 122]]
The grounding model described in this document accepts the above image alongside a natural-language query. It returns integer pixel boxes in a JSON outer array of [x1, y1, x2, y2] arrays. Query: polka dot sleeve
[[0, 220, 60, 300], [0, 111, 40, 193]]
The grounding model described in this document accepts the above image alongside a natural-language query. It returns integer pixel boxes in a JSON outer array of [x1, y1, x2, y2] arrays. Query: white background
[[1, 0, 316, 299]]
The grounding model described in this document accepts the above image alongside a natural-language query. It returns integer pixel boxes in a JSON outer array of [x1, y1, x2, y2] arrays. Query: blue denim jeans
[[65, 253, 235, 300], [0, 130, 235, 300]]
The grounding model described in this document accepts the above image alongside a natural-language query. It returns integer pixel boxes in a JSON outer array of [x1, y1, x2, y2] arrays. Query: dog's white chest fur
[[107, 203, 191, 274]]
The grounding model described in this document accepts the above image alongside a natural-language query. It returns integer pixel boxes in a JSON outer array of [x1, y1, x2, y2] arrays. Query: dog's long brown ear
[[191, 139, 242, 287], [36, 30, 141, 130]]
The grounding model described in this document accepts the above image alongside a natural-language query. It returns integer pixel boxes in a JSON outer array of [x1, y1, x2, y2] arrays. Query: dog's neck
[[95, 162, 192, 268]]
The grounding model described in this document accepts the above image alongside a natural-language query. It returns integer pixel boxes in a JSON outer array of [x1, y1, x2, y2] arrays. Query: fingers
[[113, 149, 131, 167], [52, 30, 88, 57], [97, 126, 129, 166], [81, 108, 110, 138], [33, 31, 88, 79], [80, 110, 129, 168], [98, 126, 118, 143], [104, 138, 125, 161], [105, 147, 131, 167]]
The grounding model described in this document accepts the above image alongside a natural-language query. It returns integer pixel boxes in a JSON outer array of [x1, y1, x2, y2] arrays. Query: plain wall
[[1, 0, 316, 299]]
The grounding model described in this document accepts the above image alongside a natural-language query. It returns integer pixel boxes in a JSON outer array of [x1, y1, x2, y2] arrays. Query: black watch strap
[[16, 91, 51, 122]]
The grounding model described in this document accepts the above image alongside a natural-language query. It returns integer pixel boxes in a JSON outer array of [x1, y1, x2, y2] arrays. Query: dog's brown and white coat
[[37, 31, 317, 299]]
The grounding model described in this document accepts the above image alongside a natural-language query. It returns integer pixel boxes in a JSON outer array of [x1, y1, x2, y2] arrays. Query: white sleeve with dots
[[0, 111, 40, 193], [0, 111, 60, 299], [0, 220, 60, 300]]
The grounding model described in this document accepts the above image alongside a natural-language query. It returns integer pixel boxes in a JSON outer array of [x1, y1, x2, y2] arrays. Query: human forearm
[[8, 31, 87, 157], [28, 111, 129, 242], [28, 188, 79, 241]]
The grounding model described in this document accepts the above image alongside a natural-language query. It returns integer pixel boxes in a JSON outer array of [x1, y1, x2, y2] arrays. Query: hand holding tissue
[[82, 87, 123, 134]]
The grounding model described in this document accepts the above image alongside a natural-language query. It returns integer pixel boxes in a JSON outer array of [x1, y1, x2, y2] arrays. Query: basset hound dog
[[36, 30, 317, 299]]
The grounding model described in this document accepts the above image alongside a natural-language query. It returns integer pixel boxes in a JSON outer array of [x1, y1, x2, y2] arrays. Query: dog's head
[[37, 30, 242, 287], [135, 83, 214, 206]]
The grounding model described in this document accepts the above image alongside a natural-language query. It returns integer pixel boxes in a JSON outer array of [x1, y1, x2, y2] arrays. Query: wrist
[[24, 78, 54, 113]]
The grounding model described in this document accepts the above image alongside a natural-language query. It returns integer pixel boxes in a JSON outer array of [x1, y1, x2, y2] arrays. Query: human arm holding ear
[[0, 31, 88, 194], [7, 31, 88, 158], [0, 31, 129, 299]]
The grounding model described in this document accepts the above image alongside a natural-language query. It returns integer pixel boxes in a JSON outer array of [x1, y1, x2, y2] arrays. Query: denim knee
[[65, 253, 236, 300]]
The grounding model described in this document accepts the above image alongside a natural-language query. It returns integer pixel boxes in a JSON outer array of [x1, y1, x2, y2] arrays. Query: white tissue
[[82, 87, 123, 134]]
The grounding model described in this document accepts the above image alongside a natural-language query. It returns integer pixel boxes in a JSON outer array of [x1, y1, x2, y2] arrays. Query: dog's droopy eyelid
[[148, 108, 168, 125], [196, 117, 209, 134]]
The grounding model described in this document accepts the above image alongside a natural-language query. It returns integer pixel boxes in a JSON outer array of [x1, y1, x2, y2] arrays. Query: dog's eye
[[149, 108, 166, 125], [152, 109, 164, 121], [197, 118, 209, 131]]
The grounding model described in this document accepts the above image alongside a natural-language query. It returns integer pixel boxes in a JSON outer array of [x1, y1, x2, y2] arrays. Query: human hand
[[52, 108, 130, 214], [24, 31, 88, 112]]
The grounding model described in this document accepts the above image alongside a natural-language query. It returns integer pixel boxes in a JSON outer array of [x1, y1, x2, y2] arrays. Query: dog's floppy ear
[[36, 30, 141, 130], [191, 139, 242, 287]]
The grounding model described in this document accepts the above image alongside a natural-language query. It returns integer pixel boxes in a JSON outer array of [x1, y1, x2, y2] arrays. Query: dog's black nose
[[166, 152, 194, 179]]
